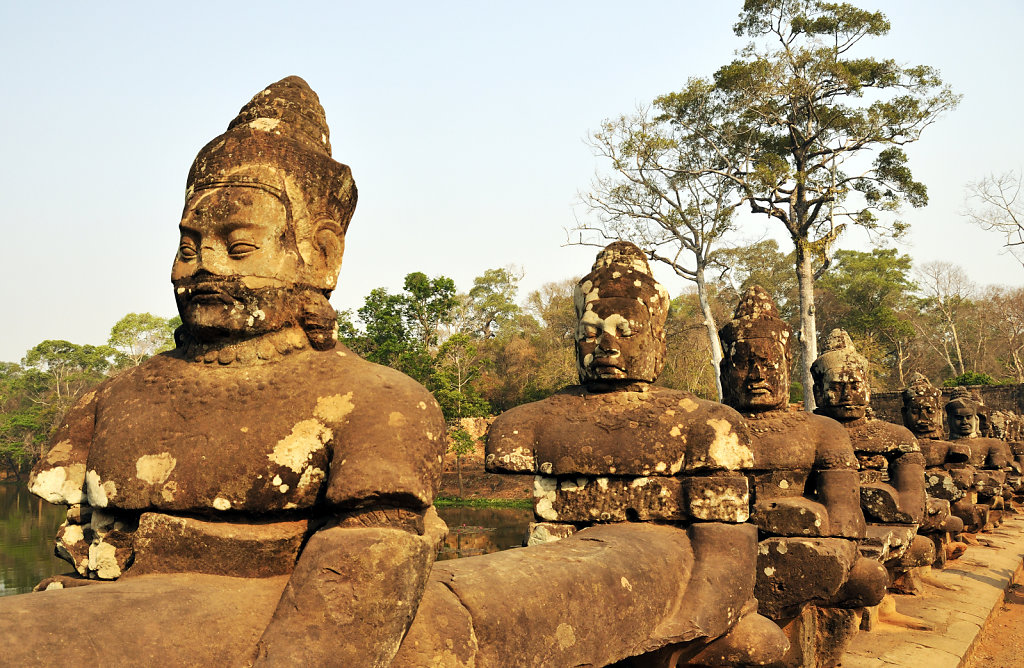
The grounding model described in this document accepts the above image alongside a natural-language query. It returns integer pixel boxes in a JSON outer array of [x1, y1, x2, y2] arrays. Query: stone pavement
[[842, 514, 1024, 667]]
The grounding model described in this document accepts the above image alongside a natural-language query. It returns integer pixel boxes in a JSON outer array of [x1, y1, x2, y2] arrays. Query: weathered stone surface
[[0, 574, 289, 665], [862, 524, 916, 562], [752, 497, 830, 536], [860, 483, 914, 524], [398, 522, 701, 667], [129, 513, 310, 577], [755, 537, 859, 618], [525, 521, 577, 546], [683, 474, 750, 522], [487, 386, 754, 476], [254, 524, 436, 666], [533, 474, 686, 522], [751, 470, 809, 499]]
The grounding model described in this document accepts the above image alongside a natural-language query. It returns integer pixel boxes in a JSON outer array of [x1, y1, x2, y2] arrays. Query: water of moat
[[0, 483, 533, 597]]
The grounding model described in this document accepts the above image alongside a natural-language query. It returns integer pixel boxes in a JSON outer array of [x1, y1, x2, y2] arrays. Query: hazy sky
[[2, 1, 1022, 363]]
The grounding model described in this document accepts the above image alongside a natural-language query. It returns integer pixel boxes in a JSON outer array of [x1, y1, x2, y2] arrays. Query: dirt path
[[965, 567, 1024, 667]]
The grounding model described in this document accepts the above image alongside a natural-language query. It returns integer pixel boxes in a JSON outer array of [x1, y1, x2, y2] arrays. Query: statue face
[[172, 186, 302, 338], [948, 406, 979, 438], [816, 367, 869, 421], [722, 339, 788, 412], [576, 298, 656, 385], [903, 398, 942, 438]]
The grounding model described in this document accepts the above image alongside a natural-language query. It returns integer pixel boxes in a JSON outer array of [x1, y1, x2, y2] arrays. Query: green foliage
[[447, 427, 478, 458], [434, 496, 533, 509], [464, 268, 521, 338], [108, 312, 177, 368], [943, 372, 997, 388]]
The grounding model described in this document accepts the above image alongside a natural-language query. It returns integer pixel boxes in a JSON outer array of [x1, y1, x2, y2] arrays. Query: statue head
[[901, 373, 944, 439], [811, 329, 870, 422], [172, 76, 357, 350], [573, 242, 669, 389], [945, 387, 980, 439], [719, 285, 792, 413]]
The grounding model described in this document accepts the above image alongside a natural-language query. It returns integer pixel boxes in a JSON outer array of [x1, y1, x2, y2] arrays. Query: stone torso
[[742, 410, 857, 472], [486, 385, 754, 476], [839, 417, 920, 473], [34, 345, 446, 516]]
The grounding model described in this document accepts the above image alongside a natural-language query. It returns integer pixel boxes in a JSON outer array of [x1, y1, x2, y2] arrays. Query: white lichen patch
[[705, 419, 754, 470], [620, 576, 633, 591], [763, 567, 776, 577], [62, 524, 84, 545], [630, 477, 650, 488], [540, 461, 553, 474], [30, 463, 85, 504], [85, 470, 116, 508], [278, 484, 290, 493], [272, 474, 283, 486], [655, 461, 667, 473], [314, 392, 355, 423], [388, 411, 408, 428], [776, 542, 788, 554], [248, 117, 281, 132], [89, 542, 121, 580], [534, 476, 559, 521], [135, 452, 177, 485], [488, 446, 535, 472], [555, 623, 577, 650], [678, 397, 699, 413], [778, 479, 790, 489], [688, 487, 749, 522], [296, 466, 324, 492], [212, 497, 231, 511], [560, 477, 589, 492], [670, 425, 681, 438], [161, 481, 177, 503], [669, 454, 685, 474], [597, 477, 609, 491], [418, 401, 427, 410], [269, 419, 332, 473]]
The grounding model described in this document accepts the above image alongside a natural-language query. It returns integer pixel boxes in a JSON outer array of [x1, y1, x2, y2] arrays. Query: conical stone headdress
[[573, 241, 670, 382], [811, 329, 867, 383], [186, 76, 357, 295]]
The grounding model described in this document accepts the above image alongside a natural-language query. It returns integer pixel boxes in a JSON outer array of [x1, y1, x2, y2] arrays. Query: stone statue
[[424, 242, 788, 666], [718, 286, 885, 666], [900, 373, 969, 562], [4, 76, 447, 667], [812, 330, 933, 601], [812, 330, 926, 527], [946, 387, 1013, 529]]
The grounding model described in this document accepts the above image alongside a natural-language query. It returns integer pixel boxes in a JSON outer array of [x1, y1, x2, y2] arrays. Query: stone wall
[[871, 383, 1024, 425]]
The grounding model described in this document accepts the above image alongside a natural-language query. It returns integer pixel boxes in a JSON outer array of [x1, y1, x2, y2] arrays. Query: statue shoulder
[[486, 386, 586, 473], [806, 413, 859, 470], [316, 349, 446, 509]]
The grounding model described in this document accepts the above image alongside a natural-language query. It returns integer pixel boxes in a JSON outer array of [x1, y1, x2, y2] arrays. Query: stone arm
[[813, 417, 866, 538], [890, 451, 926, 524], [28, 388, 102, 576], [253, 506, 446, 667]]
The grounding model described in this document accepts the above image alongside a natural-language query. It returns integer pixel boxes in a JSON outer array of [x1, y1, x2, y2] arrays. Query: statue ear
[[313, 219, 345, 274], [811, 381, 824, 408]]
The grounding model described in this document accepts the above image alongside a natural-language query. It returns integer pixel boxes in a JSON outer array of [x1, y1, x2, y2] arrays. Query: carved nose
[[596, 332, 620, 355], [196, 246, 230, 275]]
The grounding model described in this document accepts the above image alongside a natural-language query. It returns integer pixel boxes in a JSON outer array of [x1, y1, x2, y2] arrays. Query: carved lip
[[745, 383, 773, 395], [186, 282, 237, 305]]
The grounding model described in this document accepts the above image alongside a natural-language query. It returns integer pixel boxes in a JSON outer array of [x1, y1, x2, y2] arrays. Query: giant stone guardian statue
[[4, 76, 447, 667]]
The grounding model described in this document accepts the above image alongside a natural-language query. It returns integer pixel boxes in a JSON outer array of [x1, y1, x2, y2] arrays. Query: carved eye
[[178, 240, 197, 260], [228, 241, 258, 258], [618, 322, 634, 337]]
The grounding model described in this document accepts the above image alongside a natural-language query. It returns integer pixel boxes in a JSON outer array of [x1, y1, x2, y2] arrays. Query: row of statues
[[1, 76, 1021, 667]]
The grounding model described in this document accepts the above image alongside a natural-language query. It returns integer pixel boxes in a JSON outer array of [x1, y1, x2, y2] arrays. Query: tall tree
[[962, 170, 1024, 266], [816, 248, 917, 388], [108, 312, 178, 368], [577, 107, 741, 399], [461, 267, 522, 339], [914, 261, 975, 379], [656, 0, 959, 408]]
